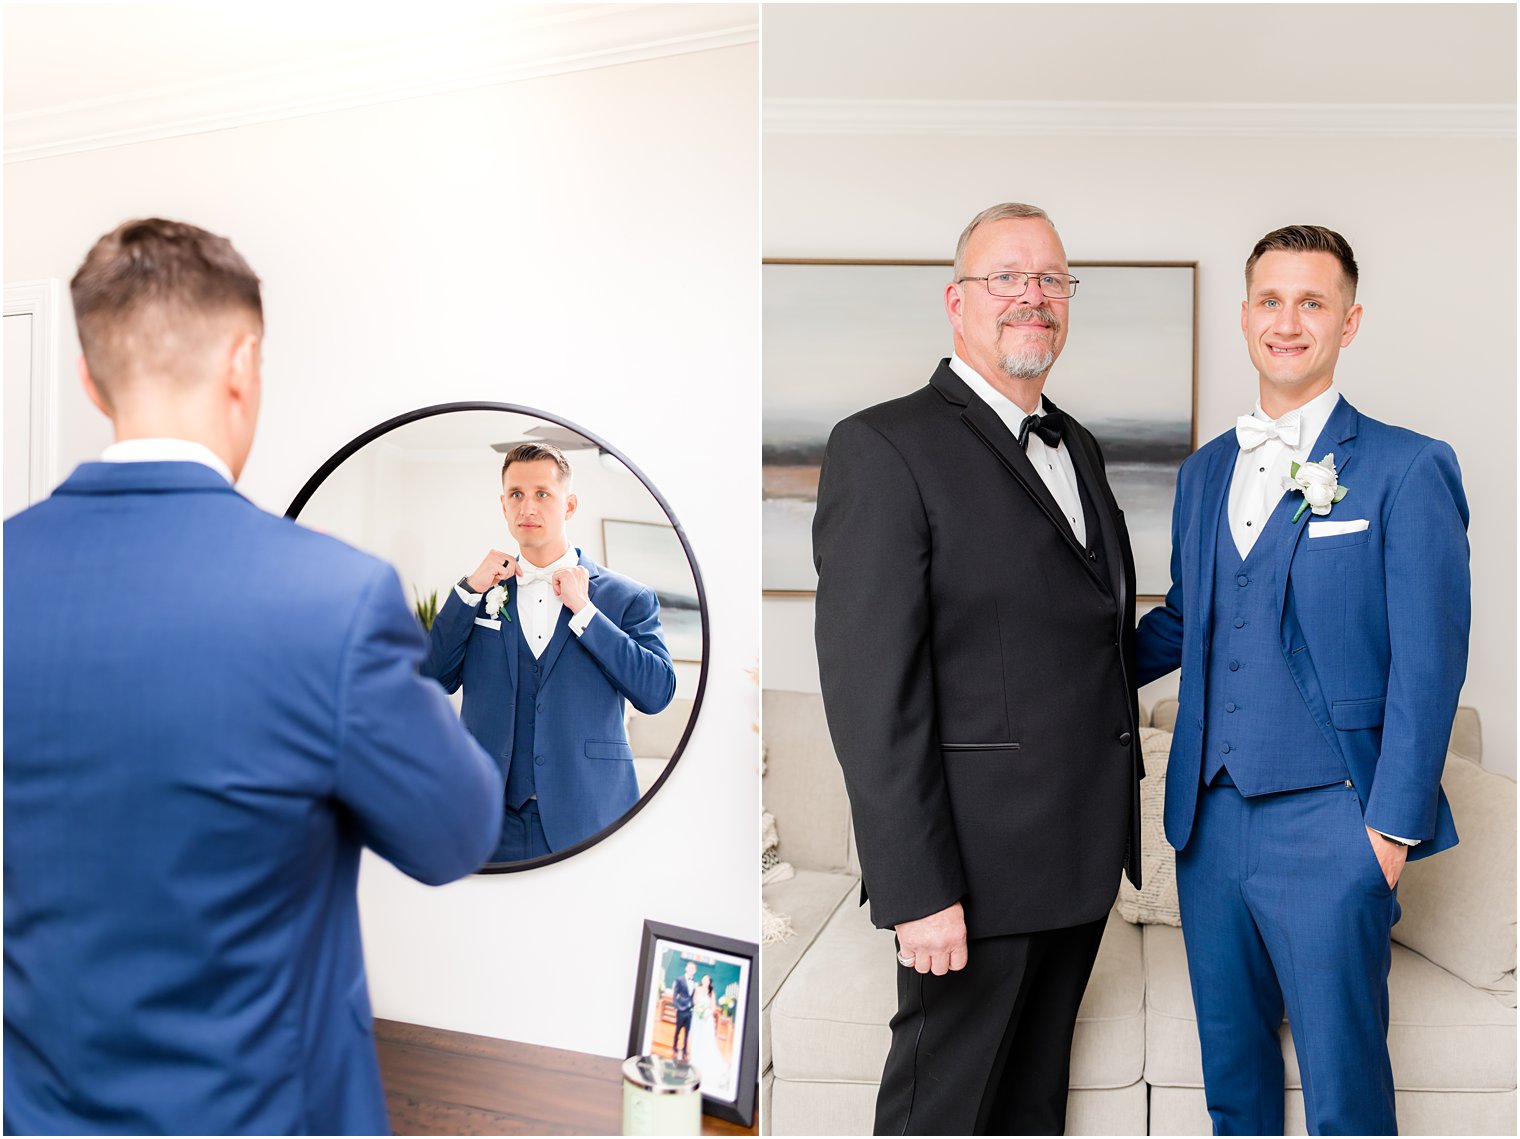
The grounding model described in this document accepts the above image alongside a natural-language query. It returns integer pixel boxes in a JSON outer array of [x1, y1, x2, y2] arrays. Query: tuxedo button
[[1226, 702, 1237, 713], [1229, 660, 1241, 671], [1233, 618, 1245, 628], [1118, 731, 1132, 746], [1221, 742, 1232, 754], [1237, 574, 1249, 586], [537, 704, 546, 714], [1088, 550, 1098, 561], [534, 755, 546, 766]]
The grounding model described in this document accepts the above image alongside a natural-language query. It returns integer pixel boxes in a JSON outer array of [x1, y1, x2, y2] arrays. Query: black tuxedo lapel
[[933, 364, 1105, 590], [1059, 408, 1124, 608]]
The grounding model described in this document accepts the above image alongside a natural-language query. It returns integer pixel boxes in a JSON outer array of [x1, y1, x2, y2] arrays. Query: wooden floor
[[374, 1018, 757, 1136]]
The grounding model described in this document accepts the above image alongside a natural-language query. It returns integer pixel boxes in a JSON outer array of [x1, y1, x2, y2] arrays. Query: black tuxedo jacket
[[813, 360, 1142, 940]]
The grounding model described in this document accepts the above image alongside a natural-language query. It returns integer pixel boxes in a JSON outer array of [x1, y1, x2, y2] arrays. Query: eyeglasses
[[957, 271, 1080, 299]]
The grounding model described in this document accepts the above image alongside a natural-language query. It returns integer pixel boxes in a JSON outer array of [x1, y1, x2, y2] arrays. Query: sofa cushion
[[1143, 924, 1516, 1092], [769, 902, 1145, 1091], [762, 690, 854, 873], [1392, 752, 1516, 1006], [761, 870, 857, 1073], [1116, 727, 1181, 926]]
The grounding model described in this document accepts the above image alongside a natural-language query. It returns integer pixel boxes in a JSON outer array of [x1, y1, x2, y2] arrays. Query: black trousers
[[874, 915, 1108, 1136]]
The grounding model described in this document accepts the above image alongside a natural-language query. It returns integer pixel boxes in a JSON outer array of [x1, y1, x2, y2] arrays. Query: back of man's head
[[70, 218, 263, 411]]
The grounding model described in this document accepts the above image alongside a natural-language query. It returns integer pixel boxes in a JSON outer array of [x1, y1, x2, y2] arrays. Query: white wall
[[6, 43, 760, 1057], [762, 131, 1516, 775]]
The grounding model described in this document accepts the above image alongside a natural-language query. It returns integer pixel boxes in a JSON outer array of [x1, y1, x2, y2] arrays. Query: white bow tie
[[516, 567, 559, 587], [1235, 410, 1302, 451]]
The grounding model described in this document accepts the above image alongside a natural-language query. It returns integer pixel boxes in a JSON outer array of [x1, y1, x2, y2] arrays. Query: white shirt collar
[[1253, 384, 1340, 453], [949, 353, 1048, 419], [100, 438, 233, 484], [518, 545, 580, 577]]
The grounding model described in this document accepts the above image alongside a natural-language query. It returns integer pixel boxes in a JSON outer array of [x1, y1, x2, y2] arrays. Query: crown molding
[[764, 98, 1516, 139], [6, 5, 758, 164]]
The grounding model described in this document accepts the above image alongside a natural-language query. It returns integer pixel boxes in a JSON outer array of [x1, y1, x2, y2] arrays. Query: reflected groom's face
[[500, 458, 576, 560]]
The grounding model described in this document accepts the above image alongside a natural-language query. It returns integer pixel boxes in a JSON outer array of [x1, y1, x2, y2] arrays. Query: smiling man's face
[[1242, 250, 1362, 411], [947, 216, 1071, 395]]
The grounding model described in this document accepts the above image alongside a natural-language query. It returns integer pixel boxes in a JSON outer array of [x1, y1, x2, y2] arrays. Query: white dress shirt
[[101, 438, 233, 484], [454, 546, 598, 659], [1227, 385, 1340, 559], [950, 354, 1087, 546]]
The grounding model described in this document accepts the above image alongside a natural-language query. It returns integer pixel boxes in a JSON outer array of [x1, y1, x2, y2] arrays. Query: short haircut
[[953, 202, 1054, 279], [501, 442, 572, 483], [1245, 225, 1359, 298], [69, 218, 263, 405]]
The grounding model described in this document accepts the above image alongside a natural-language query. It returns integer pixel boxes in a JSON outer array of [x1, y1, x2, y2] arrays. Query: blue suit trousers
[[1177, 778, 1399, 1135]]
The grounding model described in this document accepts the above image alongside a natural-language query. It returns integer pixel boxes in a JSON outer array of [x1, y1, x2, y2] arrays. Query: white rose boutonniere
[[484, 583, 511, 622], [1282, 453, 1349, 523]]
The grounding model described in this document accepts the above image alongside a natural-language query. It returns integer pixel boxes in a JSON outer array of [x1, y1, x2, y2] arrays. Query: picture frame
[[627, 919, 759, 1127], [601, 518, 703, 663], [762, 258, 1198, 600]]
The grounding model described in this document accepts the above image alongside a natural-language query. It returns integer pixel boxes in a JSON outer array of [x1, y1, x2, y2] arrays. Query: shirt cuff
[[455, 582, 482, 605], [1376, 832, 1420, 847], [569, 602, 599, 636]]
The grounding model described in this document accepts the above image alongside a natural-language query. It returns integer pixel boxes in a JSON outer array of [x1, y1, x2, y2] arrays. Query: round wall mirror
[[287, 402, 708, 872]]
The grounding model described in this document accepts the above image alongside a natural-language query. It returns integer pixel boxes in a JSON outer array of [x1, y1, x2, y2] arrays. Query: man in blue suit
[[422, 442, 677, 862], [1137, 225, 1470, 1135], [3, 218, 505, 1135]]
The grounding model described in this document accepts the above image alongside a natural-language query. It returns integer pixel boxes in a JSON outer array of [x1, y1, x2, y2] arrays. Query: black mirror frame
[[285, 401, 710, 874]]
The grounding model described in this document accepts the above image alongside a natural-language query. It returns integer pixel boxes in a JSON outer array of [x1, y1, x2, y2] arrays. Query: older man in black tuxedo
[[814, 202, 1142, 1135]]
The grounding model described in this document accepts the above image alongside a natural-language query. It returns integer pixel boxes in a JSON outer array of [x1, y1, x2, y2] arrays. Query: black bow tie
[[1016, 409, 1065, 449]]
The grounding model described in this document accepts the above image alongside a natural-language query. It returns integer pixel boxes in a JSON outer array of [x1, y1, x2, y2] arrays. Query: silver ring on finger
[[896, 952, 915, 967]]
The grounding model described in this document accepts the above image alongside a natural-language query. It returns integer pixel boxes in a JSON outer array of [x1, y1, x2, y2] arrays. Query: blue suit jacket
[[3, 461, 504, 1135], [1137, 398, 1469, 858], [421, 550, 676, 854]]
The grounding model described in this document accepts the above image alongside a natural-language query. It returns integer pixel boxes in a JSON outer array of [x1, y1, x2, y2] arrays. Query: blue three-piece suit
[[3, 461, 504, 1134], [1137, 396, 1470, 1134], [421, 550, 676, 860]]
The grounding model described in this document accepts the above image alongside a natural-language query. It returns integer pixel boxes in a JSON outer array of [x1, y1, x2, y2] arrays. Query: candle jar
[[622, 1054, 702, 1135]]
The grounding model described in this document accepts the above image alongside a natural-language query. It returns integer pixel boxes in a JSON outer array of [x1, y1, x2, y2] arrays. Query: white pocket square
[[474, 617, 502, 630], [1308, 519, 1369, 537]]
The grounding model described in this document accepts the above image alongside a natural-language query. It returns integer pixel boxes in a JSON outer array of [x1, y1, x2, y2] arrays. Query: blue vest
[[1201, 491, 1346, 794], [504, 630, 542, 809]]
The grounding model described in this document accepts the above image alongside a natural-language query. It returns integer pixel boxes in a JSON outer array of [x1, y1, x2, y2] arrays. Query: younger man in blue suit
[[1137, 225, 1470, 1134], [3, 219, 505, 1135], [422, 442, 677, 862]]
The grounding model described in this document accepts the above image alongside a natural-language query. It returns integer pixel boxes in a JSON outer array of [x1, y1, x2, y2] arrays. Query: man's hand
[[894, 901, 968, 975], [466, 550, 517, 594], [552, 566, 591, 614], [1366, 826, 1408, 890]]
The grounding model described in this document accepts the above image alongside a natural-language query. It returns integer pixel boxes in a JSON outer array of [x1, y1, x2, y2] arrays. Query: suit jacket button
[[1237, 574, 1249, 587], [534, 755, 546, 766], [1118, 731, 1132, 746], [1229, 660, 1241, 671]]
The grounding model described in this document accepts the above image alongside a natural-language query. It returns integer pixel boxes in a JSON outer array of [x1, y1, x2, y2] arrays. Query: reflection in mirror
[[290, 406, 705, 872]]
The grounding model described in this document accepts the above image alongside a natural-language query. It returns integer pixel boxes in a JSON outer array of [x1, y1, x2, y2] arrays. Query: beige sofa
[[761, 689, 1516, 1135]]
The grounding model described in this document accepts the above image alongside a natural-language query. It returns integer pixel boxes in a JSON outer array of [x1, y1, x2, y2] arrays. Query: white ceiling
[[4, 3, 758, 161], [762, 3, 1516, 106]]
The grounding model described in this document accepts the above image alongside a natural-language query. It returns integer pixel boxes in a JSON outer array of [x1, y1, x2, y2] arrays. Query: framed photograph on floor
[[762, 258, 1198, 600], [627, 919, 759, 1127]]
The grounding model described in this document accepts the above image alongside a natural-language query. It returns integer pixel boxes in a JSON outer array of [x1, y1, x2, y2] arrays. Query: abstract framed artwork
[[602, 518, 703, 663], [762, 259, 1198, 600]]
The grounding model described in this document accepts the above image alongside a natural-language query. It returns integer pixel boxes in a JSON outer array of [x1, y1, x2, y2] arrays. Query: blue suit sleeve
[[1135, 463, 1187, 685], [336, 565, 504, 883], [420, 587, 480, 694], [575, 588, 677, 714], [1363, 441, 1471, 841]]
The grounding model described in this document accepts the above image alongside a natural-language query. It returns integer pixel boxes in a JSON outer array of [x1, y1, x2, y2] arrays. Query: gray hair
[[953, 202, 1054, 279]]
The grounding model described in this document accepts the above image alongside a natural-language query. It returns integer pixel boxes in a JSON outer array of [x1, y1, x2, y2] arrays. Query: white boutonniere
[[1282, 453, 1349, 523], [484, 583, 512, 622]]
